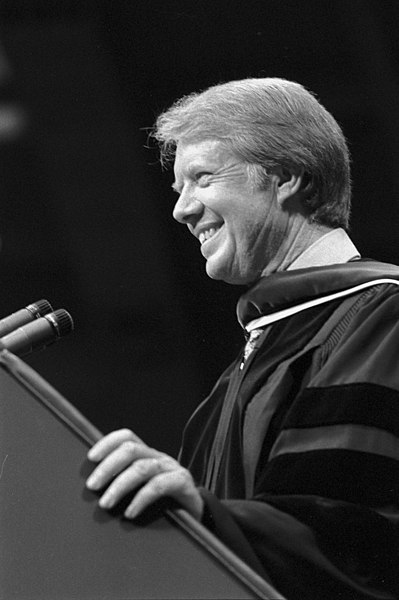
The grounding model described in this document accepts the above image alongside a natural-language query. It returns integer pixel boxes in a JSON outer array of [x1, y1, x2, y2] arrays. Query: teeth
[[199, 227, 218, 245]]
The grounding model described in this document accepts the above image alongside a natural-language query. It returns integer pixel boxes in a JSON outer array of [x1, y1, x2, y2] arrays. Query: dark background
[[0, 0, 398, 456]]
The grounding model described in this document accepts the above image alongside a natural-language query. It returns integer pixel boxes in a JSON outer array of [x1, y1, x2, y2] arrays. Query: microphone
[[0, 309, 74, 357], [0, 299, 53, 337]]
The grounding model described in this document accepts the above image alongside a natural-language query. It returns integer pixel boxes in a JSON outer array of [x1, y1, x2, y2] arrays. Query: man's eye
[[195, 172, 211, 185]]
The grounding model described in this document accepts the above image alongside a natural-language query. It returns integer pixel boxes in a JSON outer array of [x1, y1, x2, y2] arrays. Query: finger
[[86, 440, 161, 490], [98, 455, 177, 509], [87, 429, 143, 462], [123, 468, 203, 520]]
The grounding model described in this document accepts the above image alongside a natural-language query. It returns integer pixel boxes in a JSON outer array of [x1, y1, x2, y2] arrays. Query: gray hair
[[153, 78, 351, 229]]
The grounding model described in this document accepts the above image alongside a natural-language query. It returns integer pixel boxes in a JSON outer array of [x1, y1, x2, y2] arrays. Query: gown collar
[[237, 259, 399, 328]]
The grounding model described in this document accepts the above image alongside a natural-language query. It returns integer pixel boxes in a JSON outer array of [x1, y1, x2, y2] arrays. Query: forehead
[[174, 138, 234, 174]]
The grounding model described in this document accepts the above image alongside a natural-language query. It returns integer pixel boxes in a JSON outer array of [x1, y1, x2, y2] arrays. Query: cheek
[[238, 216, 266, 247], [223, 199, 269, 251]]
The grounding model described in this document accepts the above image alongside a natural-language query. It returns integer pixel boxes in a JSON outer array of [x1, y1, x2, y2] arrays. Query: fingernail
[[124, 505, 138, 519], [87, 448, 97, 461], [99, 494, 115, 509], [86, 475, 98, 490]]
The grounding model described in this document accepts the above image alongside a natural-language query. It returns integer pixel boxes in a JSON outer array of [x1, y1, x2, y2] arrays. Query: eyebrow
[[171, 181, 180, 193]]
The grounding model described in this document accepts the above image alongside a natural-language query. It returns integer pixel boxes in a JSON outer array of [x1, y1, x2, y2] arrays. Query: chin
[[205, 261, 230, 283], [205, 261, 254, 286]]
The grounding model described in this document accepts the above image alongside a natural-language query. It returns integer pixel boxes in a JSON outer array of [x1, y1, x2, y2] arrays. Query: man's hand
[[86, 429, 204, 521]]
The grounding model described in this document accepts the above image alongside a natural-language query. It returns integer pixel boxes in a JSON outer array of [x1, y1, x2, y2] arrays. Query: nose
[[173, 190, 204, 225]]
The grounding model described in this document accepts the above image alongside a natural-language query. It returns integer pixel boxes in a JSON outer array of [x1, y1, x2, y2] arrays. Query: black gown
[[179, 260, 399, 600]]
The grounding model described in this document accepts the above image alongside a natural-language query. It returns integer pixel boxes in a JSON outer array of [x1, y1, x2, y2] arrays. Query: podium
[[0, 350, 282, 599]]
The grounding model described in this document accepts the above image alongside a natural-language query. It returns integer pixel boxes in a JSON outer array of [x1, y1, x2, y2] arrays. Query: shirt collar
[[287, 228, 360, 270]]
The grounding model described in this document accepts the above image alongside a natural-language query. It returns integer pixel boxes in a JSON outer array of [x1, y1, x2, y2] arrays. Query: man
[[86, 78, 399, 599]]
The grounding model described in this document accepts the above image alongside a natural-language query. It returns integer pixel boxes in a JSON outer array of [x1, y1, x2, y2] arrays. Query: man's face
[[172, 139, 290, 285]]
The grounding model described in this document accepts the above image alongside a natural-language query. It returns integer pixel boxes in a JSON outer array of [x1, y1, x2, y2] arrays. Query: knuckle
[[152, 476, 167, 495], [120, 440, 137, 457], [118, 428, 135, 439], [176, 466, 190, 481], [176, 468, 195, 492], [157, 455, 176, 470], [134, 458, 150, 477]]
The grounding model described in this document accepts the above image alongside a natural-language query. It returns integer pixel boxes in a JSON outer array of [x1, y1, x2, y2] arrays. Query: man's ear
[[273, 166, 305, 206]]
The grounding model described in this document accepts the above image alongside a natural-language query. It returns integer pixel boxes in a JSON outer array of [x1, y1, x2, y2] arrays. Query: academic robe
[[179, 260, 399, 600]]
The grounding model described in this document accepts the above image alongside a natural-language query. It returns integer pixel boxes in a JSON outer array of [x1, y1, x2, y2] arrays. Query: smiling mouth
[[199, 226, 222, 245]]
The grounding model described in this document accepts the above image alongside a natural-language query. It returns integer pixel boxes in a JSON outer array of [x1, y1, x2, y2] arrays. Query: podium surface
[[0, 351, 282, 599]]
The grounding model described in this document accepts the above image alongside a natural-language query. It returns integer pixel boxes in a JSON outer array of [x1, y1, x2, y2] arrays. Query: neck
[[261, 218, 334, 277]]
